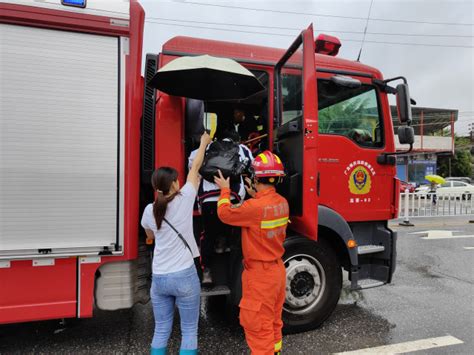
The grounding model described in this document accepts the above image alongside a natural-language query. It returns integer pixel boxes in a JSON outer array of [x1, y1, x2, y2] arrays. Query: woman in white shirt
[[141, 133, 211, 355]]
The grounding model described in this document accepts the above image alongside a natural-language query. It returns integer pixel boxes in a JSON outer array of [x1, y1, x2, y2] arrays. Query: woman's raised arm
[[187, 132, 212, 190]]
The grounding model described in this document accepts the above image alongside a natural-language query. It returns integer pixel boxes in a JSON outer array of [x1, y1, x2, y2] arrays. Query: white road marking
[[409, 230, 474, 240], [334, 335, 464, 354], [463, 247, 474, 250]]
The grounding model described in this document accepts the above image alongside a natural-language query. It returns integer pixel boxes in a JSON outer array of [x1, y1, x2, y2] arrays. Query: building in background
[[392, 106, 457, 185]]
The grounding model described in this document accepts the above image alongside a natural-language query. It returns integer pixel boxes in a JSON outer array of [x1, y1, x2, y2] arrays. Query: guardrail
[[398, 190, 473, 225]]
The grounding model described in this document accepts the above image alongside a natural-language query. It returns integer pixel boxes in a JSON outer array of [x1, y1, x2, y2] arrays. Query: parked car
[[437, 181, 474, 200], [399, 180, 416, 193], [445, 177, 472, 184], [414, 184, 433, 198]]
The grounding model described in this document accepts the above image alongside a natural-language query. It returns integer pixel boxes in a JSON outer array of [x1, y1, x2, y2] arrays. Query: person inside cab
[[214, 151, 289, 355], [216, 104, 263, 143]]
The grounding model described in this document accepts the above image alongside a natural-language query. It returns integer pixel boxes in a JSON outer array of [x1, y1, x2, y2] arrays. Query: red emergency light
[[315, 34, 341, 56]]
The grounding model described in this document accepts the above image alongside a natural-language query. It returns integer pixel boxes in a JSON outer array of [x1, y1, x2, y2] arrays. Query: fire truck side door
[[273, 25, 318, 240]]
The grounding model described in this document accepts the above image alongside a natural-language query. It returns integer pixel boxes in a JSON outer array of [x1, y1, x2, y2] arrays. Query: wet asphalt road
[[1, 217, 473, 354]]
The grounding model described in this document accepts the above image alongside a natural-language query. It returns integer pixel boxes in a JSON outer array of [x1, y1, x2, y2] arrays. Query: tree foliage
[[437, 136, 473, 177], [319, 97, 371, 134]]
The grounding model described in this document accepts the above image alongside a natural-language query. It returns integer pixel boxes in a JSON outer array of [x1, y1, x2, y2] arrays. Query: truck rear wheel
[[282, 237, 342, 334]]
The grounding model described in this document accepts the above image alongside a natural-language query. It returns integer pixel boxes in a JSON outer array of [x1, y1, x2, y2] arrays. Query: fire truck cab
[[142, 28, 413, 332]]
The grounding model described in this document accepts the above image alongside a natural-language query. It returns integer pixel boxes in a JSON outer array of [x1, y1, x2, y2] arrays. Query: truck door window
[[281, 72, 302, 125], [318, 80, 383, 148]]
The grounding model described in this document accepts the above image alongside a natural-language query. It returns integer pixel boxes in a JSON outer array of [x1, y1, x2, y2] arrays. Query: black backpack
[[199, 140, 247, 183]]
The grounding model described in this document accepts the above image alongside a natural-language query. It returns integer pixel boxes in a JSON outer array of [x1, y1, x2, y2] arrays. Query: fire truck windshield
[[280, 74, 384, 148], [318, 80, 383, 148]]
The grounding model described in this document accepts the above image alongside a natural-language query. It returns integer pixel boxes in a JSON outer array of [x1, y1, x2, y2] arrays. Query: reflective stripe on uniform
[[209, 112, 218, 139], [217, 198, 231, 207], [274, 340, 282, 352], [261, 217, 288, 229]]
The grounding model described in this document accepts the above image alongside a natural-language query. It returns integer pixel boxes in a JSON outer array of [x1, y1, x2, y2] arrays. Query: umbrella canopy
[[148, 55, 265, 101], [425, 175, 446, 184]]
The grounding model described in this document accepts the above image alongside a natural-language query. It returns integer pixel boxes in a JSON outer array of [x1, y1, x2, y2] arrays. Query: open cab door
[[274, 25, 318, 240]]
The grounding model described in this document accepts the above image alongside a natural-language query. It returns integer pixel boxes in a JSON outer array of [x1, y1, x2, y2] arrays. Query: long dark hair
[[151, 167, 179, 229]]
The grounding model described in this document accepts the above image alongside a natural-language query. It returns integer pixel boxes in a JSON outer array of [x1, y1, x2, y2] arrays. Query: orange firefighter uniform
[[218, 185, 289, 355]]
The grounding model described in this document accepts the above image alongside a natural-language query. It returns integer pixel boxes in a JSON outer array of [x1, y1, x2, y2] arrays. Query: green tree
[[455, 149, 473, 176], [319, 97, 370, 134], [437, 137, 473, 177]]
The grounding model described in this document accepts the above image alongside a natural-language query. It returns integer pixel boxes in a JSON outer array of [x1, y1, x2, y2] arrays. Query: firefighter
[[214, 151, 289, 355]]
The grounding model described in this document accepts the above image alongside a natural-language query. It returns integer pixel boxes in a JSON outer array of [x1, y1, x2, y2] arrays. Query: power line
[[146, 20, 295, 37], [145, 21, 474, 48], [400, 122, 464, 126], [408, 113, 472, 118], [177, 1, 474, 27], [145, 17, 474, 38], [401, 117, 472, 122], [410, 115, 468, 124]]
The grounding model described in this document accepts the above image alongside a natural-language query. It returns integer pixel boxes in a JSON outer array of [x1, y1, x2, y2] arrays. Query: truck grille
[[142, 54, 157, 173]]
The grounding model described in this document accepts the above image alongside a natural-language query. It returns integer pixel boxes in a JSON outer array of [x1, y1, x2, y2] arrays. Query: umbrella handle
[[243, 133, 268, 145]]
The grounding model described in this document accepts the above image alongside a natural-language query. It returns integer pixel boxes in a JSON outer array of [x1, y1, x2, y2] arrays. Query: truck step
[[201, 285, 231, 297], [357, 279, 385, 289], [357, 245, 385, 255]]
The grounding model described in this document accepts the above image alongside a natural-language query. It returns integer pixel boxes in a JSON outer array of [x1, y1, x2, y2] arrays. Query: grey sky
[[140, 0, 473, 135]]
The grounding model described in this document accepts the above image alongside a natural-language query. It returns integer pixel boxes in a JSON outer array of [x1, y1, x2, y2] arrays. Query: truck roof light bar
[[315, 34, 341, 56]]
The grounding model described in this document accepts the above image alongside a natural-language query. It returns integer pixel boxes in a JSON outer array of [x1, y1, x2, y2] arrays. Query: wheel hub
[[291, 272, 315, 297], [284, 257, 324, 314]]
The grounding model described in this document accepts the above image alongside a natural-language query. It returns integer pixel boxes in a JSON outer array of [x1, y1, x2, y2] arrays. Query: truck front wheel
[[282, 237, 342, 334]]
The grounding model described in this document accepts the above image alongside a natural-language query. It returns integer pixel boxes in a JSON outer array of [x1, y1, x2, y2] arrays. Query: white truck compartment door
[[0, 24, 121, 256]]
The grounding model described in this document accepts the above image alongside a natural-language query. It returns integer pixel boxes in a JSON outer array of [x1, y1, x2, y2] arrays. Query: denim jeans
[[151, 265, 201, 351]]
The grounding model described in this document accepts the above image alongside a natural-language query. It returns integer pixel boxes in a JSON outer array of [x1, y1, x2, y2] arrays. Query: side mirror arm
[[372, 79, 397, 94], [373, 77, 417, 105], [373, 76, 415, 165], [377, 144, 413, 165]]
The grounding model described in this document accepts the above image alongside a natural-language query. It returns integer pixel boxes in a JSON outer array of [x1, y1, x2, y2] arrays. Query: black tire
[[282, 236, 342, 334], [462, 193, 472, 201]]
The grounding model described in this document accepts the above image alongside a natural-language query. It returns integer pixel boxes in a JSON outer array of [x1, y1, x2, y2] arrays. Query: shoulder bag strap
[[163, 217, 193, 255]]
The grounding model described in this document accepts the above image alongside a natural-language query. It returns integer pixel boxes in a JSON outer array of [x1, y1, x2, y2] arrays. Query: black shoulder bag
[[162, 218, 202, 280], [163, 217, 193, 255]]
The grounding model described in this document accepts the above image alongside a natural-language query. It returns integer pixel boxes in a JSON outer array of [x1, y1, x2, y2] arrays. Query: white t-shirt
[[188, 140, 253, 203], [141, 182, 200, 275]]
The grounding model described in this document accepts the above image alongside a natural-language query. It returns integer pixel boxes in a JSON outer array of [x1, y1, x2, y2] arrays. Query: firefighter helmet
[[252, 151, 285, 178]]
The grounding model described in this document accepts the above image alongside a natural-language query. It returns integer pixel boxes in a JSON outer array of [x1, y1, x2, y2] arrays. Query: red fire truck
[[0, 0, 414, 333]]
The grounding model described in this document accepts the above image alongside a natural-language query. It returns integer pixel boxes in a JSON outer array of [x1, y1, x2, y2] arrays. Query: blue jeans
[[151, 265, 201, 351]]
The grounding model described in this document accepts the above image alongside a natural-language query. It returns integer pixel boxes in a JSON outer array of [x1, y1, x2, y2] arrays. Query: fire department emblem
[[348, 166, 372, 195]]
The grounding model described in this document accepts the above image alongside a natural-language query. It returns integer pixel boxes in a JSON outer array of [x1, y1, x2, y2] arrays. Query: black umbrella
[[148, 54, 265, 101]]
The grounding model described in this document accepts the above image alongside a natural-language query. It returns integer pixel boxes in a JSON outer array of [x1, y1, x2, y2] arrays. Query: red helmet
[[252, 151, 285, 178]]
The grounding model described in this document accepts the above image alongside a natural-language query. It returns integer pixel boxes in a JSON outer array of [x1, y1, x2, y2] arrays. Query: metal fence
[[399, 190, 473, 222]]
